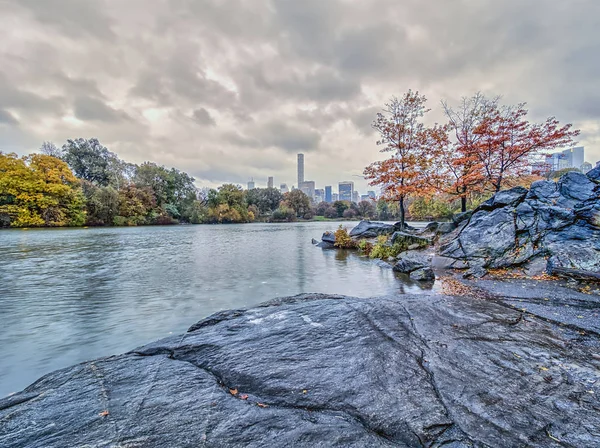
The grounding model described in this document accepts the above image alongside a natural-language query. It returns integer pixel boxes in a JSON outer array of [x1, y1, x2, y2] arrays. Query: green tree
[[62, 138, 117, 186], [284, 190, 311, 218]]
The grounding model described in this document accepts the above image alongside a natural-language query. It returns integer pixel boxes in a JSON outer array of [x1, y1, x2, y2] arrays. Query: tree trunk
[[461, 196, 467, 213], [399, 196, 405, 229]]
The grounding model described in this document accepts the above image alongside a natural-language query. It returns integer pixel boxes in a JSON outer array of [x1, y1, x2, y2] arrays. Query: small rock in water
[[410, 267, 435, 281]]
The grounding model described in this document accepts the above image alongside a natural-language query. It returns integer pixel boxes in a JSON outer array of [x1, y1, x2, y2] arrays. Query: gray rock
[[349, 220, 396, 238], [441, 171, 600, 272], [393, 257, 425, 274], [407, 243, 421, 250], [409, 267, 435, 281], [436, 222, 457, 235], [452, 211, 473, 225], [321, 231, 335, 244], [316, 241, 335, 249], [587, 164, 600, 182], [391, 231, 431, 248], [2, 291, 599, 447], [421, 221, 439, 233]]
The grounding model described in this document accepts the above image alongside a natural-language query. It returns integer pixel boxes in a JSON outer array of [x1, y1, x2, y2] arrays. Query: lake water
[[0, 221, 435, 397]]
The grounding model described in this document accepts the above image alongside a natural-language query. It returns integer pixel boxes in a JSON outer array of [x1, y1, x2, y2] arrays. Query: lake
[[0, 221, 434, 397]]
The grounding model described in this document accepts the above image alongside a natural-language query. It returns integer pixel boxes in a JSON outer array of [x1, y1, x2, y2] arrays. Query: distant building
[[361, 194, 370, 201], [315, 189, 325, 203], [332, 193, 339, 202], [581, 161, 593, 173], [325, 186, 332, 203], [367, 191, 376, 200], [545, 146, 585, 171], [297, 154, 304, 188], [267, 177, 274, 189], [338, 181, 354, 202], [280, 183, 289, 194], [300, 180, 315, 200], [352, 191, 360, 203], [247, 178, 255, 190]]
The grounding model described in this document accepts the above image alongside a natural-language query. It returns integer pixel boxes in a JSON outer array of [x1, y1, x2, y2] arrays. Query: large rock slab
[[349, 220, 396, 238], [441, 170, 600, 272], [2, 290, 599, 447]]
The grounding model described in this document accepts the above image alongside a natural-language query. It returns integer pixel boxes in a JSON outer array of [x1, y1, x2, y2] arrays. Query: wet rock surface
[[441, 171, 600, 273], [2, 285, 599, 448], [349, 220, 396, 238]]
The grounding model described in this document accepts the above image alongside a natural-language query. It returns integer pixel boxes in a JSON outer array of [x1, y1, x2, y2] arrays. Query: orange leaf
[[229, 388, 238, 396], [257, 402, 269, 408], [99, 410, 109, 417], [240, 394, 249, 400]]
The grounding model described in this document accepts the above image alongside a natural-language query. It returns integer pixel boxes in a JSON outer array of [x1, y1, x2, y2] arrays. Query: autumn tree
[[0, 153, 85, 227], [439, 93, 496, 212], [475, 103, 579, 192], [364, 91, 439, 229]]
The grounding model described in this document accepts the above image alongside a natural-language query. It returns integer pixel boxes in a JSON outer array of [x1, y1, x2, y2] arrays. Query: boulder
[[321, 231, 336, 244], [440, 170, 600, 273], [393, 257, 425, 274], [4, 291, 598, 447], [436, 222, 457, 235], [409, 267, 435, 281], [421, 221, 439, 233], [391, 231, 431, 248], [349, 220, 396, 238], [451, 210, 473, 225], [587, 164, 600, 182]]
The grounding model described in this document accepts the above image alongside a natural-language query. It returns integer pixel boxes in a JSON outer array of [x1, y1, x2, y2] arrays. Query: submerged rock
[[2, 290, 599, 447], [441, 170, 600, 273], [409, 267, 435, 281]]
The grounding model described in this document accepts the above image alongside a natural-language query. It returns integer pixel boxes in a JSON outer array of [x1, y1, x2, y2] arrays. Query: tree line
[[365, 91, 579, 229], [0, 139, 383, 227]]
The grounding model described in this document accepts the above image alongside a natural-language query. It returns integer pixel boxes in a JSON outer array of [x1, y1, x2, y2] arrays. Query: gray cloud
[[0, 0, 599, 191], [0, 109, 19, 126], [73, 96, 129, 123], [192, 108, 216, 126]]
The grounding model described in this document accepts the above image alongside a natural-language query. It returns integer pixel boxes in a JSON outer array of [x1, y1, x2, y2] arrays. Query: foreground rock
[[441, 170, 600, 275], [2, 288, 599, 447]]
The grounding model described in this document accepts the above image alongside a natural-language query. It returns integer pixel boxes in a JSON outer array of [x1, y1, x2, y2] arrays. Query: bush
[[369, 235, 405, 259], [334, 225, 355, 248], [357, 239, 373, 256]]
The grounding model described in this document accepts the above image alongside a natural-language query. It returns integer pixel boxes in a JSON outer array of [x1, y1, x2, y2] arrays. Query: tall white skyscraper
[[297, 153, 304, 187], [267, 176, 273, 189]]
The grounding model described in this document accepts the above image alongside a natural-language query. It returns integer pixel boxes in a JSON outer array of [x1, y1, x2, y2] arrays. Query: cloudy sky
[[1, 0, 599, 193]]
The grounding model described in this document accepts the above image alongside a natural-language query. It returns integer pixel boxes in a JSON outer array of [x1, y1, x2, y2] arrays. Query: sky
[[1, 0, 599, 193]]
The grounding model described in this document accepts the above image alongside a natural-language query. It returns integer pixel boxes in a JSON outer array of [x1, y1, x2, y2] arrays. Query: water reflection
[[0, 222, 436, 396]]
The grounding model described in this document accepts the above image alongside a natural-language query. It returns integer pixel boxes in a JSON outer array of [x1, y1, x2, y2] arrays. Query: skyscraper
[[325, 186, 332, 203], [352, 191, 360, 203], [280, 183, 289, 193], [297, 153, 304, 188], [247, 179, 255, 190], [339, 181, 354, 202], [267, 177, 273, 189], [300, 181, 315, 200]]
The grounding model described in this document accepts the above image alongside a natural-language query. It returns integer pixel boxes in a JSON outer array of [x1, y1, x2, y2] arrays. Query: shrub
[[334, 225, 355, 248], [343, 209, 358, 219], [369, 235, 405, 259], [357, 239, 373, 256]]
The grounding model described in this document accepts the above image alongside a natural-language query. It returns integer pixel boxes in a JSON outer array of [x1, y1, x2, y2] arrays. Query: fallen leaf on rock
[[539, 366, 549, 371], [240, 394, 248, 400], [257, 402, 269, 408], [99, 410, 109, 417], [302, 389, 307, 394], [229, 388, 238, 396]]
